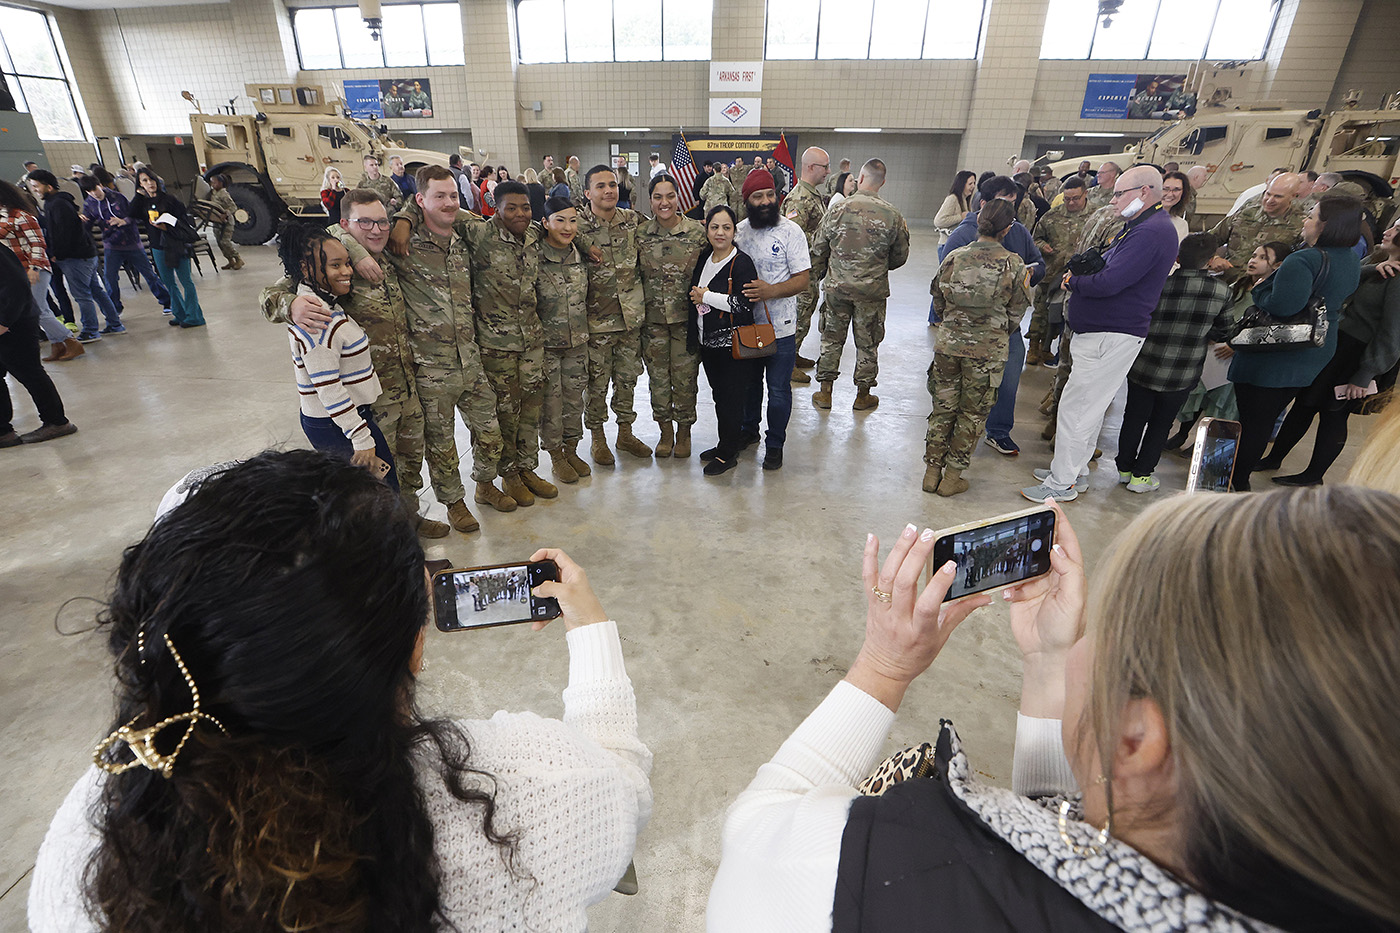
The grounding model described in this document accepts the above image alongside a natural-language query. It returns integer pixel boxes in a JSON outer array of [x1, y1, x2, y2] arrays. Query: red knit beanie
[[741, 168, 775, 202]]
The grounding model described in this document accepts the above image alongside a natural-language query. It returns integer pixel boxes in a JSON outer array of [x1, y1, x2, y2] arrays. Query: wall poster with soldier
[[343, 78, 434, 119]]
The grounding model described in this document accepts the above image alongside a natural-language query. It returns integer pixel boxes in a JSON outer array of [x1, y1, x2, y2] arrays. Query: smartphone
[[926, 506, 1056, 602], [432, 560, 561, 632], [1185, 417, 1241, 493]]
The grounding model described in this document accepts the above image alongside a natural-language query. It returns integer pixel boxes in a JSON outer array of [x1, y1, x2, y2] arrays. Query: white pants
[[1048, 331, 1144, 489]]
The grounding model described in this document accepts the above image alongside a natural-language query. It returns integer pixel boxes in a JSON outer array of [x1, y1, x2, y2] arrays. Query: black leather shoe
[[763, 447, 783, 470], [1271, 473, 1323, 487], [703, 456, 737, 476], [737, 431, 760, 450], [1253, 457, 1284, 472], [699, 447, 718, 462]]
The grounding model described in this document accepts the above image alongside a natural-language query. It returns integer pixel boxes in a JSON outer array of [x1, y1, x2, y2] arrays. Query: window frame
[[513, 0, 713, 65], [1041, 0, 1280, 62], [762, 0, 987, 61], [291, 2, 465, 70], [0, 3, 85, 142]]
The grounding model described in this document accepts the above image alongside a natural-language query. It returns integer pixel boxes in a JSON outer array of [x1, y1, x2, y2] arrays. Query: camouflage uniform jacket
[[731, 162, 753, 195], [565, 167, 584, 207], [1017, 197, 1038, 233], [356, 174, 401, 210], [782, 179, 825, 244], [930, 241, 1034, 359], [809, 191, 911, 300], [1210, 201, 1305, 270], [575, 206, 645, 333], [1077, 205, 1122, 253], [1086, 185, 1113, 211], [1033, 203, 1092, 281], [384, 216, 483, 372], [460, 215, 543, 352], [536, 240, 590, 350], [699, 173, 734, 213], [638, 215, 707, 325], [207, 187, 237, 224], [258, 226, 415, 400]]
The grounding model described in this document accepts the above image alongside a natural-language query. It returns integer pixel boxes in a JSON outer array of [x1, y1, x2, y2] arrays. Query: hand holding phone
[[433, 560, 562, 632], [527, 548, 607, 631]]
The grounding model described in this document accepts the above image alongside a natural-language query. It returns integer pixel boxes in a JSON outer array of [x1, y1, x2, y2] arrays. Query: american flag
[[671, 133, 698, 213]]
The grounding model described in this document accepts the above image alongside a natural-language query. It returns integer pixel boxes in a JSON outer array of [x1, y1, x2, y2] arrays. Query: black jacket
[[128, 191, 189, 253], [0, 242, 34, 328], [41, 191, 95, 261], [687, 245, 758, 352]]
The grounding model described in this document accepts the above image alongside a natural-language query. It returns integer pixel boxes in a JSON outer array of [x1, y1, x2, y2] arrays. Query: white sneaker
[[1033, 467, 1088, 493]]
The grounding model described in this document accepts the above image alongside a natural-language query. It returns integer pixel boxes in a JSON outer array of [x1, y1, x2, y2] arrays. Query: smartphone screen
[[931, 508, 1056, 602], [1186, 418, 1241, 493], [432, 560, 561, 632]]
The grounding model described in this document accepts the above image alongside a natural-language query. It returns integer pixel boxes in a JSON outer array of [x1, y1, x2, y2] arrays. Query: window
[[0, 5, 83, 141], [514, 0, 713, 64], [764, 0, 985, 60], [292, 3, 465, 69], [1040, 0, 1278, 61]]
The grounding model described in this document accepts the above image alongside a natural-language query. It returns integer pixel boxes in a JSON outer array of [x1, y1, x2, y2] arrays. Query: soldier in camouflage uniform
[[535, 195, 592, 484], [258, 190, 449, 537], [809, 158, 911, 412], [206, 174, 242, 270], [637, 174, 707, 457], [384, 166, 511, 533], [1027, 176, 1090, 364], [356, 155, 402, 212], [1208, 173, 1305, 283], [565, 156, 585, 208], [575, 164, 653, 464], [824, 159, 851, 201], [926, 200, 1034, 496], [729, 158, 753, 223], [700, 164, 734, 216], [1086, 162, 1120, 212], [781, 147, 830, 383]]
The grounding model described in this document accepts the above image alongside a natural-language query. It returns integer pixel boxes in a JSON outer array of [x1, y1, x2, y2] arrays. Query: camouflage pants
[[585, 329, 643, 430], [214, 221, 240, 262], [925, 353, 1004, 471], [1028, 281, 1060, 355], [541, 344, 588, 451], [642, 321, 700, 424], [816, 296, 887, 389], [480, 346, 545, 476], [415, 363, 503, 502], [1046, 327, 1076, 425], [795, 279, 820, 350], [369, 380, 426, 500]]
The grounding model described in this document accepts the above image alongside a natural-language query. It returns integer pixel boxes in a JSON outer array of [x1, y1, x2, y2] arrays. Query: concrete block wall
[[1327, 0, 1400, 110]]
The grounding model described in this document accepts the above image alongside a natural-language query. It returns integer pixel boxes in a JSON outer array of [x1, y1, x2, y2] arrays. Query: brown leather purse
[[731, 300, 776, 360]]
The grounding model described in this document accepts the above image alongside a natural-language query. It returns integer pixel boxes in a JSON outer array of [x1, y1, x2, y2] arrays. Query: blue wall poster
[[1081, 73, 1138, 119], [1082, 73, 1195, 120], [343, 80, 382, 119], [343, 78, 436, 120]]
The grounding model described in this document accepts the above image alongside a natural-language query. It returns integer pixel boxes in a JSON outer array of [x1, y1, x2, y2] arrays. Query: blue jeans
[[741, 334, 796, 450], [300, 408, 399, 493], [985, 328, 1025, 441], [54, 256, 121, 334], [29, 270, 73, 344], [152, 249, 204, 325], [103, 246, 170, 310]]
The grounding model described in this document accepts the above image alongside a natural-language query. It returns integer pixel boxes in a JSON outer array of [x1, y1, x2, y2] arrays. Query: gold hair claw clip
[[93, 633, 227, 779]]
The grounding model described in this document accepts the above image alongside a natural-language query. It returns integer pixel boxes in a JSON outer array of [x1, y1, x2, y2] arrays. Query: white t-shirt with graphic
[[735, 217, 812, 339]]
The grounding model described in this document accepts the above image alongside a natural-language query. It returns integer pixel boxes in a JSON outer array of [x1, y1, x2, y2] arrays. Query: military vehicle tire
[[229, 184, 280, 245]]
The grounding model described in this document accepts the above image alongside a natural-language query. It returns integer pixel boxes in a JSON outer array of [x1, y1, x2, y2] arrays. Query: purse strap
[[720, 254, 771, 325], [1307, 248, 1331, 303]]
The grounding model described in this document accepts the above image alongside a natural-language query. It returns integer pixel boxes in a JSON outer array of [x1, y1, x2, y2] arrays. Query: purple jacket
[[84, 189, 140, 251], [1065, 205, 1179, 338]]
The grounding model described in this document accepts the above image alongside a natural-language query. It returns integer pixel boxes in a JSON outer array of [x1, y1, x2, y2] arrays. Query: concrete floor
[[0, 227, 1363, 929]]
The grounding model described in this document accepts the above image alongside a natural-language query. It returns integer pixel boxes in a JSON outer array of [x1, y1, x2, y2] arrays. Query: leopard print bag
[[857, 742, 936, 796]]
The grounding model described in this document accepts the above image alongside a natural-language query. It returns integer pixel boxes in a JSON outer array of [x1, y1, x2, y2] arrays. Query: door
[[143, 143, 201, 202]]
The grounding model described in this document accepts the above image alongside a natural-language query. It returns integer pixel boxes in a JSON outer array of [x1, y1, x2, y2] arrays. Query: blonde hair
[[523, 168, 539, 184], [322, 167, 342, 190], [1085, 488, 1400, 927], [1347, 385, 1400, 494]]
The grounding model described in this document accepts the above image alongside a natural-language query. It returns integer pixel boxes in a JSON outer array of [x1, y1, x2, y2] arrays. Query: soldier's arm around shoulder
[[888, 213, 911, 271], [329, 223, 371, 265], [260, 276, 298, 324]]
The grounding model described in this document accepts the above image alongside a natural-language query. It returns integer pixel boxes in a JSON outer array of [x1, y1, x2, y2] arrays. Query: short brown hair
[[343, 188, 388, 214], [415, 164, 454, 190]]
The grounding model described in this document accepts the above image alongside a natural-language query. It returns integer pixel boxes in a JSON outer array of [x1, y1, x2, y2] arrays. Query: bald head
[[1113, 165, 1163, 217], [1263, 172, 1301, 217], [1012, 159, 1031, 176], [800, 146, 830, 186], [1186, 165, 1209, 188]]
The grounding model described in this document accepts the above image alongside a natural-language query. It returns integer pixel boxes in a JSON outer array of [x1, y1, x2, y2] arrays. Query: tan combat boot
[[474, 480, 518, 512], [615, 423, 653, 458], [54, 337, 84, 361], [548, 448, 579, 484], [922, 463, 942, 494], [591, 430, 615, 466], [501, 473, 535, 507], [42, 342, 66, 362], [1042, 419, 1056, 441], [446, 499, 479, 533], [673, 423, 692, 458], [812, 381, 833, 410], [654, 421, 674, 458], [852, 387, 880, 411], [1026, 345, 1046, 367], [937, 469, 970, 497], [790, 368, 811, 384], [403, 492, 449, 538], [519, 469, 558, 499], [565, 444, 592, 476]]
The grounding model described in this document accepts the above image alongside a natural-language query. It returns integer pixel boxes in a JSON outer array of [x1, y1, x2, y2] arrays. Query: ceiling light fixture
[[1074, 132, 1126, 138], [833, 127, 882, 133], [608, 128, 652, 133]]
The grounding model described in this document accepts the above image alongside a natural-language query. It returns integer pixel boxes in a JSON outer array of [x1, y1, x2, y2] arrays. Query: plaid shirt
[[0, 207, 51, 272], [1128, 268, 1233, 392]]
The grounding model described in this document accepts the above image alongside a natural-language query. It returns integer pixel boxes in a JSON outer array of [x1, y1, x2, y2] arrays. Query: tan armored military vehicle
[[1037, 104, 1400, 227], [188, 83, 452, 244]]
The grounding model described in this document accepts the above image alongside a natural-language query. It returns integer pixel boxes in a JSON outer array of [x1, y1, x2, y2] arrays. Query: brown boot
[[795, 354, 817, 369], [591, 430, 615, 466], [565, 444, 592, 476], [790, 367, 811, 384], [501, 473, 535, 507], [1038, 388, 1055, 416], [232, 257, 245, 270], [1041, 419, 1056, 441], [220, 261, 235, 270], [852, 387, 880, 411], [414, 514, 451, 538], [42, 342, 66, 362], [937, 468, 970, 497], [812, 381, 833, 410], [1026, 346, 1046, 367], [475, 480, 518, 512], [615, 423, 653, 459], [446, 499, 480, 533], [922, 464, 942, 494], [548, 448, 579, 484], [654, 421, 674, 458], [520, 469, 558, 499], [673, 423, 692, 458], [54, 337, 84, 361]]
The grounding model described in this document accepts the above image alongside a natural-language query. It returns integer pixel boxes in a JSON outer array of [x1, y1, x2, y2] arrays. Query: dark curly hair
[[277, 220, 340, 302], [87, 450, 518, 932]]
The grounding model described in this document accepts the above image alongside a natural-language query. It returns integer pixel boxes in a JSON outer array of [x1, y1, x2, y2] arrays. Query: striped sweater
[[287, 287, 382, 449]]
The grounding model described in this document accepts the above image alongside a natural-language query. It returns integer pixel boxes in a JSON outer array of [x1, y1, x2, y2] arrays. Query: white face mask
[[1120, 196, 1146, 218]]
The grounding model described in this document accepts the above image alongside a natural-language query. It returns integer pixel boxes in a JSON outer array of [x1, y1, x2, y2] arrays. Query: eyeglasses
[[352, 218, 392, 230], [1109, 185, 1148, 200]]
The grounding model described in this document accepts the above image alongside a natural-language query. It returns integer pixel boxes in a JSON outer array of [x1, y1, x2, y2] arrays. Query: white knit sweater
[[28, 620, 652, 933]]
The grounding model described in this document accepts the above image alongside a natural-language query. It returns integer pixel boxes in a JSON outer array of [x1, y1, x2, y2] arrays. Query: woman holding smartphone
[[128, 167, 205, 328], [688, 205, 761, 476], [29, 450, 652, 932]]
